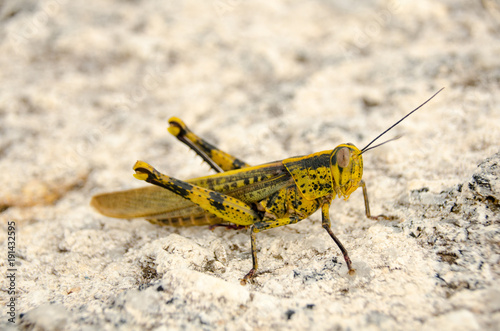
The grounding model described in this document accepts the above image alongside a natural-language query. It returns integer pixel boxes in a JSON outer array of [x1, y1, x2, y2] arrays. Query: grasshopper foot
[[342, 255, 356, 276], [369, 214, 398, 221], [240, 269, 257, 286]]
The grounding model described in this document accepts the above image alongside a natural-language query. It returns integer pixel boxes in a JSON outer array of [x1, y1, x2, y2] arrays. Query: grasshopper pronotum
[[91, 88, 443, 284]]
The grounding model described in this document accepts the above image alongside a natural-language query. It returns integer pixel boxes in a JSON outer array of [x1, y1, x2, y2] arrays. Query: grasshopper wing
[[90, 186, 201, 219]]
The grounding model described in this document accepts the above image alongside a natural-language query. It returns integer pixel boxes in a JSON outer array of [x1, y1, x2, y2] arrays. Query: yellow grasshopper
[[91, 89, 443, 284]]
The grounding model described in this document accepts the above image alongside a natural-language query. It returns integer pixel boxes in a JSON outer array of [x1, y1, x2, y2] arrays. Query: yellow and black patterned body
[[92, 118, 373, 284], [91, 90, 443, 284]]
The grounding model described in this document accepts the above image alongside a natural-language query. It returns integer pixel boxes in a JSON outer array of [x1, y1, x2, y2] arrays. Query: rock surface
[[1, 1, 499, 330]]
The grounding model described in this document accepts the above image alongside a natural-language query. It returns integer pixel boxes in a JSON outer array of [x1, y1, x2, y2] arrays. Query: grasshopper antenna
[[361, 134, 403, 154], [360, 87, 444, 154]]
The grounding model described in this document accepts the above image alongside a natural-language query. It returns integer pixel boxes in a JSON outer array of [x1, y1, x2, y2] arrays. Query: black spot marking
[[232, 159, 247, 170], [208, 191, 227, 212], [162, 178, 194, 199]]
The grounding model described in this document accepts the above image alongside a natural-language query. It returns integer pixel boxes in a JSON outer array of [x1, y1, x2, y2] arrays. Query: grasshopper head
[[330, 143, 363, 200]]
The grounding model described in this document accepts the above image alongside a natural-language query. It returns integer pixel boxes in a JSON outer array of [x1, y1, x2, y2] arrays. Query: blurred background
[[1, 0, 498, 208]]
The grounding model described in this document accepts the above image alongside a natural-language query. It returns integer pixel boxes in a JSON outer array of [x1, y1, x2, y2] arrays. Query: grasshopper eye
[[337, 147, 350, 168]]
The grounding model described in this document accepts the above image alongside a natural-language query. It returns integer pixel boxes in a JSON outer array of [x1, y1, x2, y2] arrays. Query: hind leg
[[168, 117, 250, 172]]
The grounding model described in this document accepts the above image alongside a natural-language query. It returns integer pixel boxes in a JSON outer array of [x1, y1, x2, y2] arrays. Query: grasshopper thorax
[[330, 143, 363, 200]]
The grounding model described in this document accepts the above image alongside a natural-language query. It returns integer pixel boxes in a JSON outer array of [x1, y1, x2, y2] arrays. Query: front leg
[[359, 180, 397, 220]]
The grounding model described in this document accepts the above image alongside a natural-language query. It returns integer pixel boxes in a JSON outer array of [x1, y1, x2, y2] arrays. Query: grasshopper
[[91, 89, 443, 285]]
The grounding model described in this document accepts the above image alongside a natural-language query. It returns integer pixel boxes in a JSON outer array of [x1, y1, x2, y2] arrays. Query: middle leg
[[320, 199, 355, 275], [240, 215, 302, 285]]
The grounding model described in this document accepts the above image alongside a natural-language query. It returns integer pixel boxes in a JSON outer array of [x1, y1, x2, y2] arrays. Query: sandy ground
[[1, 0, 499, 330]]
